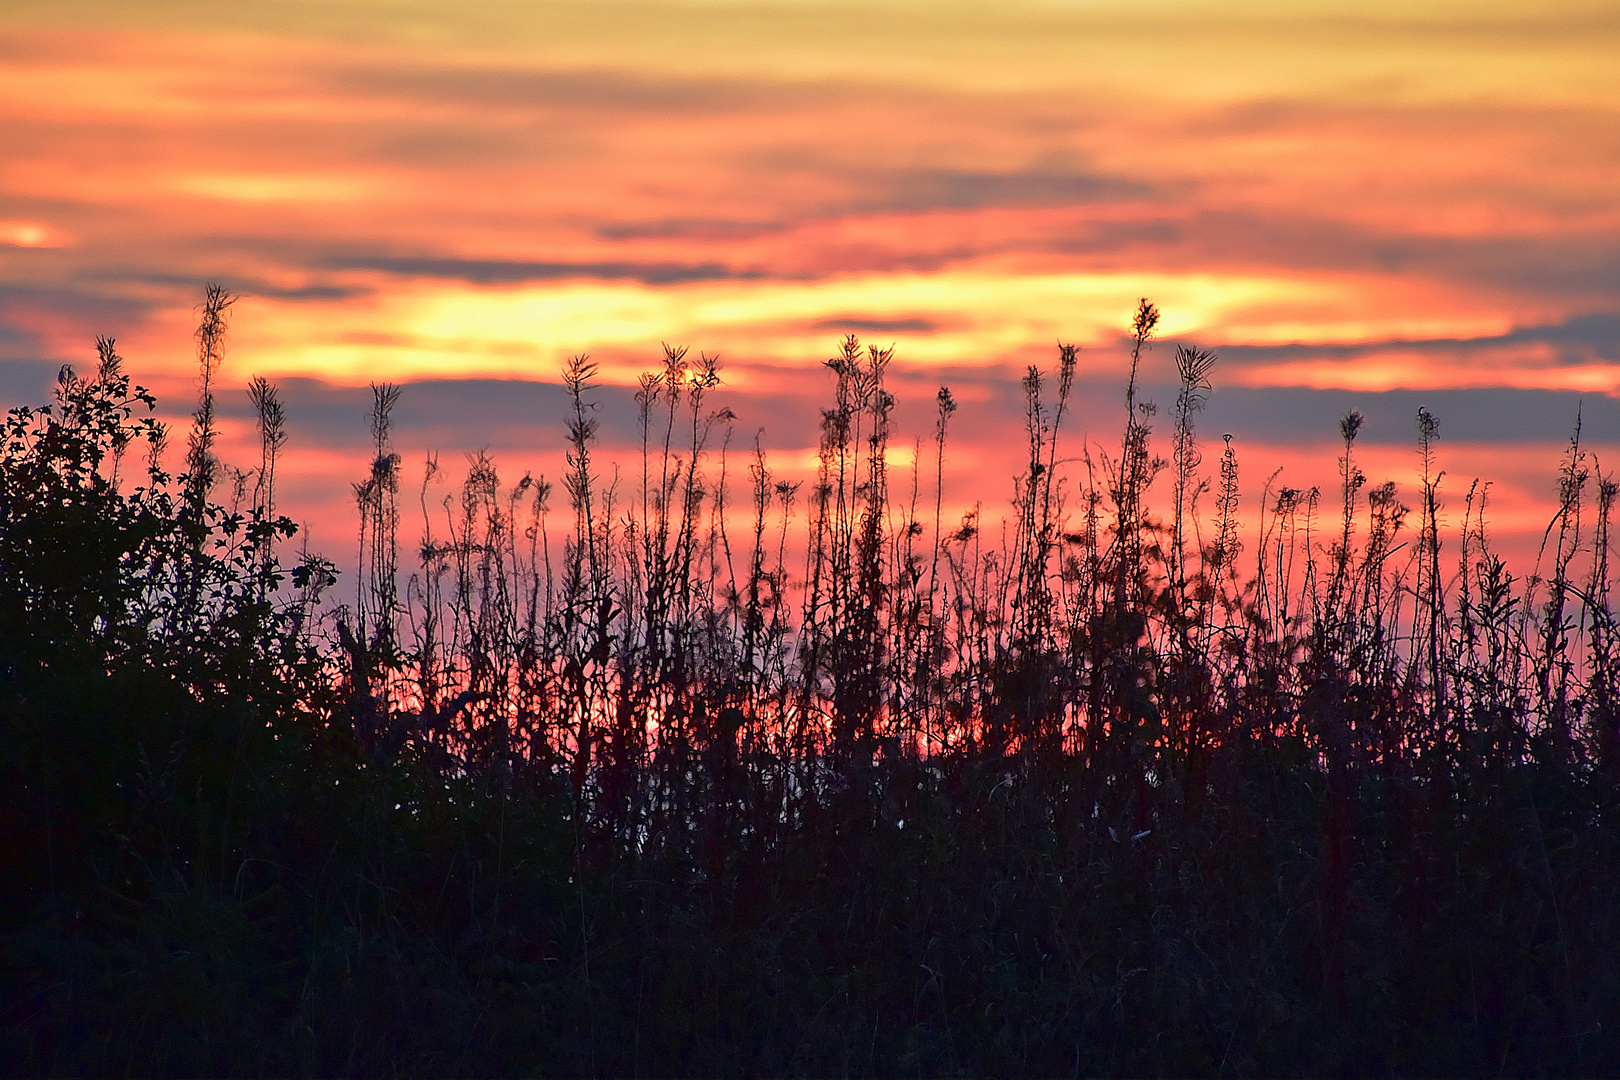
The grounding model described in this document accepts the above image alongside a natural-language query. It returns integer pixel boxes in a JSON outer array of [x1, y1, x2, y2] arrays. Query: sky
[[2, 0, 1618, 570]]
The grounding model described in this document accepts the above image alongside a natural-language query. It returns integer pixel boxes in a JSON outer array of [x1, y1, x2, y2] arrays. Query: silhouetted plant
[[6, 289, 1620, 1078]]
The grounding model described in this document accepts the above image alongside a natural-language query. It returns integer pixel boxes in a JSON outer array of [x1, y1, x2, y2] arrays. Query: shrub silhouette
[[3, 288, 1618, 1077]]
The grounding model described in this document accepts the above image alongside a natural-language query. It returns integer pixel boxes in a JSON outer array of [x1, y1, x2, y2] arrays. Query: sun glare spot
[[0, 221, 68, 248]]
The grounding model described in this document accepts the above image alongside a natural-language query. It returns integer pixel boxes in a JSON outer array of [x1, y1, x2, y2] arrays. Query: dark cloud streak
[[319, 254, 761, 286], [1217, 310, 1620, 365]]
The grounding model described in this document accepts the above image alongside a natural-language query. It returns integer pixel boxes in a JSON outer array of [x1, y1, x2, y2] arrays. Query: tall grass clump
[[4, 288, 1618, 1077]]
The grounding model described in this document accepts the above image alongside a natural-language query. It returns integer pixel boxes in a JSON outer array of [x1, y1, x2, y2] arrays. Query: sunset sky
[[2, 0, 1618, 565]]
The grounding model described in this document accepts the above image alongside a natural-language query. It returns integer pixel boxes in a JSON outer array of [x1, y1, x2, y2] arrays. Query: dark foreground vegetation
[[4, 288, 1618, 1076]]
